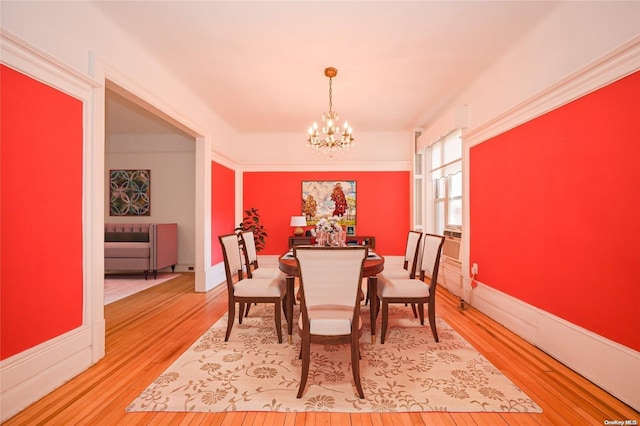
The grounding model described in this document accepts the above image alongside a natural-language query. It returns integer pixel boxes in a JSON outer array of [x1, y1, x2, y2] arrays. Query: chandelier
[[307, 67, 354, 157]]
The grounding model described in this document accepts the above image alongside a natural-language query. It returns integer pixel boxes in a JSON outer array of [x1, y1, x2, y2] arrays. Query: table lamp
[[290, 216, 307, 236]]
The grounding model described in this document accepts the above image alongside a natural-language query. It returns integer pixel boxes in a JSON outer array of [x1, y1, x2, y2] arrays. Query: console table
[[288, 235, 375, 249], [288, 236, 314, 248]]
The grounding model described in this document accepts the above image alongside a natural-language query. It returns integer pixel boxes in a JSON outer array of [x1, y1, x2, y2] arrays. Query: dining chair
[[238, 230, 287, 317], [219, 233, 286, 343], [366, 230, 422, 305], [377, 233, 445, 344], [294, 245, 368, 399], [239, 231, 285, 279]]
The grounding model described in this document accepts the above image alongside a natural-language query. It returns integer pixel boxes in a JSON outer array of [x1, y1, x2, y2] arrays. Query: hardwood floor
[[5, 273, 638, 425]]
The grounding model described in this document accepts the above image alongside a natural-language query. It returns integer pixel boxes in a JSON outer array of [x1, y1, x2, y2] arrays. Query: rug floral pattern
[[127, 304, 542, 413]]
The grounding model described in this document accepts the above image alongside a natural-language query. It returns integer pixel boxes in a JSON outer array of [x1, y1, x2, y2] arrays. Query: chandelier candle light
[[307, 67, 354, 157]]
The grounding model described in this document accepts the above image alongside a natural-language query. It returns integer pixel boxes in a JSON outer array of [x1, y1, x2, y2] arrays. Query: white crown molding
[[211, 151, 239, 170], [238, 161, 411, 173], [1, 28, 99, 96], [464, 35, 640, 148]]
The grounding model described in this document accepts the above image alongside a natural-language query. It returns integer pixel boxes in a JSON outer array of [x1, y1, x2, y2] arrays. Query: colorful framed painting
[[109, 169, 151, 216], [301, 180, 356, 226]]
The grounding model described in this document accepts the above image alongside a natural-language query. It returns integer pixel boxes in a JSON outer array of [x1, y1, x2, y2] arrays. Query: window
[[428, 129, 462, 234]]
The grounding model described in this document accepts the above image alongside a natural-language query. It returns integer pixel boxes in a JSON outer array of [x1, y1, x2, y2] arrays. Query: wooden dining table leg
[[368, 275, 378, 344], [286, 275, 295, 344]]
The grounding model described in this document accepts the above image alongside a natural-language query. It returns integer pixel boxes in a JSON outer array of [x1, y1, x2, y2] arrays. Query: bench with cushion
[[104, 223, 178, 279]]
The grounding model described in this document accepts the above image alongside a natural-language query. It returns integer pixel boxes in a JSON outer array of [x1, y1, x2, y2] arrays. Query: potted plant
[[235, 207, 268, 252]]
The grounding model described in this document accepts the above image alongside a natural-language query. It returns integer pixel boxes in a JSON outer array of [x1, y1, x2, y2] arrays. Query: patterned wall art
[[301, 180, 356, 226], [109, 169, 151, 216]]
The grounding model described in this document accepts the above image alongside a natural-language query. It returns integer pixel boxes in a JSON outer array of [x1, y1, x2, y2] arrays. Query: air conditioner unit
[[442, 227, 462, 263], [439, 227, 464, 301]]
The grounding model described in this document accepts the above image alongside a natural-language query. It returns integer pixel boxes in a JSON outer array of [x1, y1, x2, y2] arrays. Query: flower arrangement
[[315, 216, 343, 234], [314, 216, 345, 246]]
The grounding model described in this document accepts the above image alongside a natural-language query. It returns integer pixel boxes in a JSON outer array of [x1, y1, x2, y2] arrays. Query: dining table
[[278, 248, 385, 344]]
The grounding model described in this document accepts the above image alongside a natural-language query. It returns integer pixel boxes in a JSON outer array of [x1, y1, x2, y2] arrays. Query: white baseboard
[[468, 281, 639, 411], [0, 326, 95, 422], [204, 262, 226, 292], [171, 264, 194, 273]]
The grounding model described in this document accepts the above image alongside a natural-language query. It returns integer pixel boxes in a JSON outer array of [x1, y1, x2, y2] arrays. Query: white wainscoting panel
[[0, 327, 94, 421], [469, 281, 639, 410]]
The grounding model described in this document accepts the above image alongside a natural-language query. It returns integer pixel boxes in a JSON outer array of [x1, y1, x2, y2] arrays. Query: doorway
[[104, 84, 197, 300]]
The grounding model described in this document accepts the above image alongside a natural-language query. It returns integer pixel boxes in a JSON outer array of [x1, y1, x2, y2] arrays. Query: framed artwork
[[346, 225, 356, 236], [301, 180, 356, 226], [109, 169, 151, 216]]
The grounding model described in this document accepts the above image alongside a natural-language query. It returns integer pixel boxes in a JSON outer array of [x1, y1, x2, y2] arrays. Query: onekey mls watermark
[[604, 420, 637, 425]]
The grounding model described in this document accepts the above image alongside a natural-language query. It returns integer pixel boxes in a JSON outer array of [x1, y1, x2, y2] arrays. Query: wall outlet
[[188, 266, 194, 271], [471, 263, 478, 275]]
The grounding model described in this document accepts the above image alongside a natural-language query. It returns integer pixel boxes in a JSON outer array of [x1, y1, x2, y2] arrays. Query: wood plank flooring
[[4, 273, 638, 425]]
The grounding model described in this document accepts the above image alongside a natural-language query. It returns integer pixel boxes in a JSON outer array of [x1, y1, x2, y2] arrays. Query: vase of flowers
[[314, 216, 345, 247]]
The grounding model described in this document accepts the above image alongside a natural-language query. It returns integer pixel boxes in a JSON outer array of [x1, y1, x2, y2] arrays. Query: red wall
[[469, 71, 640, 351], [242, 171, 410, 255], [211, 162, 236, 264], [1, 65, 84, 359]]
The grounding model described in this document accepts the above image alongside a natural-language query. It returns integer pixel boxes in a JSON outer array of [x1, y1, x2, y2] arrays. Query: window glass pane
[[443, 161, 462, 177], [434, 178, 446, 199], [448, 198, 462, 226], [431, 141, 442, 169], [443, 132, 462, 163], [435, 200, 445, 234], [450, 171, 462, 198]]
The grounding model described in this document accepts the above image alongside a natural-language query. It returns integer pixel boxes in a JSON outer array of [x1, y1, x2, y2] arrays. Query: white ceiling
[[96, 1, 560, 135]]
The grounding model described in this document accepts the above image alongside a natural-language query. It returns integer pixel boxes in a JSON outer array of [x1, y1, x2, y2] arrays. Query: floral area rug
[[127, 303, 542, 413]]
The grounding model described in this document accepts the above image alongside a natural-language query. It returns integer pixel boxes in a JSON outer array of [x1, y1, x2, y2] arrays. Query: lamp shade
[[290, 216, 307, 227], [290, 216, 307, 236]]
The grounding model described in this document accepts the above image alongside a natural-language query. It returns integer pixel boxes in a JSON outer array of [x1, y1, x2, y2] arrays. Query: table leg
[[286, 275, 295, 344], [368, 275, 377, 344]]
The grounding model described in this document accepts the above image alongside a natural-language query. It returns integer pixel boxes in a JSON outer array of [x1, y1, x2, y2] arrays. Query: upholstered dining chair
[[239, 231, 285, 279], [294, 246, 368, 399], [377, 234, 445, 344], [238, 230, 287, 317], [366, 230, 422, 305], [219, 233, 286, 343]]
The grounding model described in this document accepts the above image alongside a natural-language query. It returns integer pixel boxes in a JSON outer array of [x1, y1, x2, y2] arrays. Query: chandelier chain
[[328, 77, 333, 112]]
